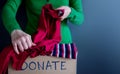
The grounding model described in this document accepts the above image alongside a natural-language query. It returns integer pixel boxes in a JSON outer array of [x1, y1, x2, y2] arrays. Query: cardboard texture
[[8, 56, 77, 74]]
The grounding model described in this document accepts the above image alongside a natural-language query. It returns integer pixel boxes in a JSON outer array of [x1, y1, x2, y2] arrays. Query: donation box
[[8, 56, 77, 74]]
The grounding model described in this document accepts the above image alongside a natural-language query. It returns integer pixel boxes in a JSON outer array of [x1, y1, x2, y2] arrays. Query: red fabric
[[0, 4, 63, 74]]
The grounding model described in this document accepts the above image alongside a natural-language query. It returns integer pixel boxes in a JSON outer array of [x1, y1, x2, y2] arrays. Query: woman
[[2, 0, 84, 55]]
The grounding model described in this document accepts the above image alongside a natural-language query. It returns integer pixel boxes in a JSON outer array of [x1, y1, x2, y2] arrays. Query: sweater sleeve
[[2, 0, 22, 34], [68, 0, 84, 25]]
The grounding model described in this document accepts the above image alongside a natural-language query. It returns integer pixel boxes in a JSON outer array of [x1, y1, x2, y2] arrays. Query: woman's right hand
[[11, 30, 36, 54]]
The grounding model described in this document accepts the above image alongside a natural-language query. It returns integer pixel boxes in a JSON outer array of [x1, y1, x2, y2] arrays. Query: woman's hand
[[56, 6, 71, 21], [11, 30, 36, 54]]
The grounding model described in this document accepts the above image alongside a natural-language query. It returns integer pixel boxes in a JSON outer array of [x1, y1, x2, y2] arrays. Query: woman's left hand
[[56, 6, 71, 21]]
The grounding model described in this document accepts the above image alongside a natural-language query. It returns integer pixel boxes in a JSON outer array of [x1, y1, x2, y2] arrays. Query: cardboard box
[[8, 56, 77, 74]]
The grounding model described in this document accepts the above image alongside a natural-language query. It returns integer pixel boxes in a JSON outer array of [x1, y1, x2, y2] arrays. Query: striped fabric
[[51, 43, 78, 59]]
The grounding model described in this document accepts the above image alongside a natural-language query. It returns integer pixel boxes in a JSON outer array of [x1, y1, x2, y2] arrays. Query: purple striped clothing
[[51, 43, 78, 59]]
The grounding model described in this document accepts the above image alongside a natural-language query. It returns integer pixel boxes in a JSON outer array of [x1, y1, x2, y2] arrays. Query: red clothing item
[[0, 4, 63, 74]]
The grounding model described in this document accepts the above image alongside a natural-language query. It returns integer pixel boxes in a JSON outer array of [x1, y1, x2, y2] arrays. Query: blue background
[[1, 0, 120, 74]]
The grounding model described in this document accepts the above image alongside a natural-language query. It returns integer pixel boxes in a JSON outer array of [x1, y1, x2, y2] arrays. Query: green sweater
[[2, 0, 84, 43]]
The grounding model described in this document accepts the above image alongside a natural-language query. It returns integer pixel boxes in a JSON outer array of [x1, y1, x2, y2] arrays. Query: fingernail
[[32, 43, 36, 46], [17, 52, 19, 55]]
